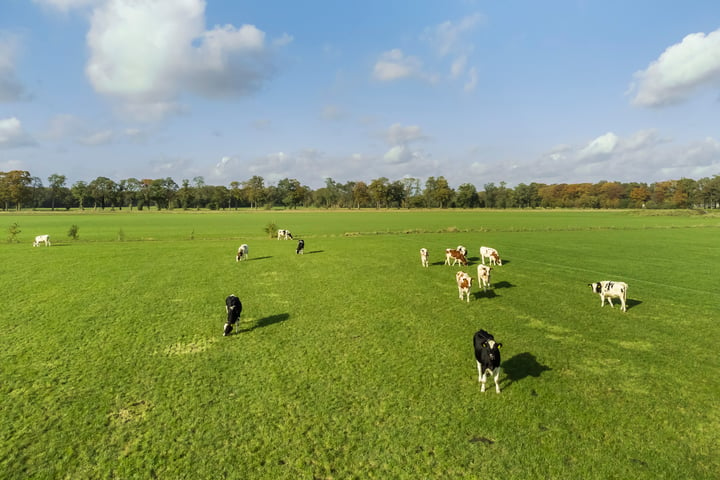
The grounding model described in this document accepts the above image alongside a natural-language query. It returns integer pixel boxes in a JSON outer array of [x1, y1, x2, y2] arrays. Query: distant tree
[[242, 175, 265, 209], [30, 176, 44, 209], [352, 181, 371, 208], [120, 178, 141, 210], [629, 185, 650, 208], [456, 183, 479, 208], [368, 177, 389, 208], [433, 176, 454, 208], [71, 181, 88, 210], [387, 180, 406, 208], [193, 176, 205, 209], [47, 174, 66, 211]]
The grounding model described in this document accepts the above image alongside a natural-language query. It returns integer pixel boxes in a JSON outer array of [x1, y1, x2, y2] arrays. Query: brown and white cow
[[456, 271, 473, 302], [445, 248, 468, 266], [480, 246, 502, 266], [456, 245, 468, 257], [477, 264, 492, 291], [420, 248, 429, 267]]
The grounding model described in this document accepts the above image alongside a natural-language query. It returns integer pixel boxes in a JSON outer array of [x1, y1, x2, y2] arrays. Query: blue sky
[[2, 0, 720, 189]]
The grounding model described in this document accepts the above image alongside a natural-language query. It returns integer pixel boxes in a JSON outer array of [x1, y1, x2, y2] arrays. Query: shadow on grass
[[247, 256, 272, 261], [626, 298, 642, 310], [501, 352, 552, 389], [236, 313, 289, 333], [493, 281, 514, 289], [306, 250, 324, 254]]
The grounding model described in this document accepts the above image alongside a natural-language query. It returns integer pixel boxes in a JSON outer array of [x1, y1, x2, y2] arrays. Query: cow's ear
[[481, 342, 487, 348], [497, 343, 503, 348]]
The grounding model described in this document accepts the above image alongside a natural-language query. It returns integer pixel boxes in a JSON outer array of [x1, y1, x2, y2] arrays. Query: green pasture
[[1, 209, 718, 479]]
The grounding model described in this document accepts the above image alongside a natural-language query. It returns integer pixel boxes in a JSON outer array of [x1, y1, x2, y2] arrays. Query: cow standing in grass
[[473, 329, 503, 393], [236, 244, 249, 262], [224, 295, 243, 336], [445, 248, 468, 266], [477, 264, 492, 292], [277, 229, 293, 240], [296, 239, 305, 254], [588, 281, 628, 312], [33, 234, 51, 247], [480, 246, 502, 266], [456, 271, 473, 302], [420, 248, 429, 267]]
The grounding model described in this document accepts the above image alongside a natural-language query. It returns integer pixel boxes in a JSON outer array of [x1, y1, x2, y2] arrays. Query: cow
[[224, 294, 243, 336], [33, 234, 51, 247], [445, 248, 468, 266], [456, 271, 473, 302], [420, 248, 429, 267], [277, 229, 293, 240], [477, 264, 492, 291], [456, 245, 468, 257], [480, 246, 502, 266], [236, 244, 249, 262], [473, 329, 503, 393], [296, 239, 305, 255], [588, 281, 628, 312]]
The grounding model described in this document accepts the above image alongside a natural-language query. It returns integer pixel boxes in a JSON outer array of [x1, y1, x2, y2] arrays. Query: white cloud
[[0, 117, 35, 147], [372, 49, 424, 81], [84, 0, 286, 120], [384, 123, 427, 146], [631, 29, 720, 107], [383, 145, 415, 164], [425, 13, 484, 57], [0, 33, 28, 102], [578, 132, 619, 159], [79, 129, 114, 145], [464, 67, 478, 92], [32, 0, 101, 12]]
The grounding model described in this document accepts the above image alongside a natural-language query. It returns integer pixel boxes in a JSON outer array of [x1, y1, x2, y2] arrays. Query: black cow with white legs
[[473, 329, 503, 393], [224, 294, 243, 336], [296, 239, 304, 254]]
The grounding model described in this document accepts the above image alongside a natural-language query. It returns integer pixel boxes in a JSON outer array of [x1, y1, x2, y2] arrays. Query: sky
[[1, 0, 720, 189]]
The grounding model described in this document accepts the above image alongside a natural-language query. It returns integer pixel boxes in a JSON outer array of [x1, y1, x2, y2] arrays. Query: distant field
[[1, 209, 718, 479]]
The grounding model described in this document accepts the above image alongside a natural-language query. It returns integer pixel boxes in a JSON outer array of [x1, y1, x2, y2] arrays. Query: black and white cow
[[224, 295, 243, 336], [33, 234, 51, 247], [277, 229, 293, 240], [236, 244, 249, 262], [296, 239, 305, 254], [473, 329, 503, 393], [588, 281, 628, 312]]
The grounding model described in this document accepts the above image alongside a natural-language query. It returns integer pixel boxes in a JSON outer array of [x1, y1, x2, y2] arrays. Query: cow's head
[[588, 282, 602, 293]]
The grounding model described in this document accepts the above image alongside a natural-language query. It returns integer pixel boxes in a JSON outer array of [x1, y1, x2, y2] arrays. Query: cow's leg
[[607, 297, 614, 308], [621, 297, 626, 312], [480, 372, 487, 392], [493, 367, 502, 394]]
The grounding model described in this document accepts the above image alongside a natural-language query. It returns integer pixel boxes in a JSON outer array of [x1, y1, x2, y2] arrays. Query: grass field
[[1, 209, 719, 479]]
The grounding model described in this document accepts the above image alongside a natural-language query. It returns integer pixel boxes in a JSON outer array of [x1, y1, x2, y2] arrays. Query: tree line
[[1, 170, 719, 211]]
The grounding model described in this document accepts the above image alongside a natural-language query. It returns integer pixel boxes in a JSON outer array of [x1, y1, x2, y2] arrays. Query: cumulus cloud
[[631, 29, 720, 107], [0, 117, 35, 147], [33, 0, 100, 11], [578, 132, 619, 159], [0, 33, 28, 102], [424, 13, 484, 57], [84, 0, 289, 120], [384, 123, 427, 146], [372, 49, 424, 81]]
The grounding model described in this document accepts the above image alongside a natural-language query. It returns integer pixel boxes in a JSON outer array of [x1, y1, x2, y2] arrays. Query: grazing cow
[[473, 329, 503, 393], [224, 294, 243, 336], [236, 244, 249, 262], [33, 234, 51, 247], [477, 264, 493, 291], [296, 239, 305, 255], [445, 248, 468, 266], [588, 281, 628, 312], [420, 248, 429, 267], [456, 271, 473, 302], [277, 229, 293, 240], [480, 246, 502, 266], [456, 245, 468, 257]]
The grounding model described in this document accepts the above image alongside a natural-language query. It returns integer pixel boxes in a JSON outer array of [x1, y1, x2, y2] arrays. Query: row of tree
[[1, 170, 719, 211]]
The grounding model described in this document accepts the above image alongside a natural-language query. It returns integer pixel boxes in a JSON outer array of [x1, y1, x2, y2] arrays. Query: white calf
[[456, 245, 468, 257], [277, 229, 293, 240], [588, 281, 628, 312], [477, 264, 492, 291], [480, 246, 502, 266], [456, 271, 473, 302], [236, 244, 249, 261], [33, 234, 51, 247], [420, 248, 429, 267]]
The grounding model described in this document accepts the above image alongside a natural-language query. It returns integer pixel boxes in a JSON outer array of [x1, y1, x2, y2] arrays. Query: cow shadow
[[473, 289, 497, 299], [493, 281, 514, 289], [501, 352, 552, 389], [306, 250, 324, 254], [248, 256, 272, 261], [236, 313, 289, 333], [626, 299, 642, 310]]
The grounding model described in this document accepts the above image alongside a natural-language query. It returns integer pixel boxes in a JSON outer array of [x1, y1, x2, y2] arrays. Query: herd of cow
[[32, 227, 628, 394], [420, 243, 629, 393]]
